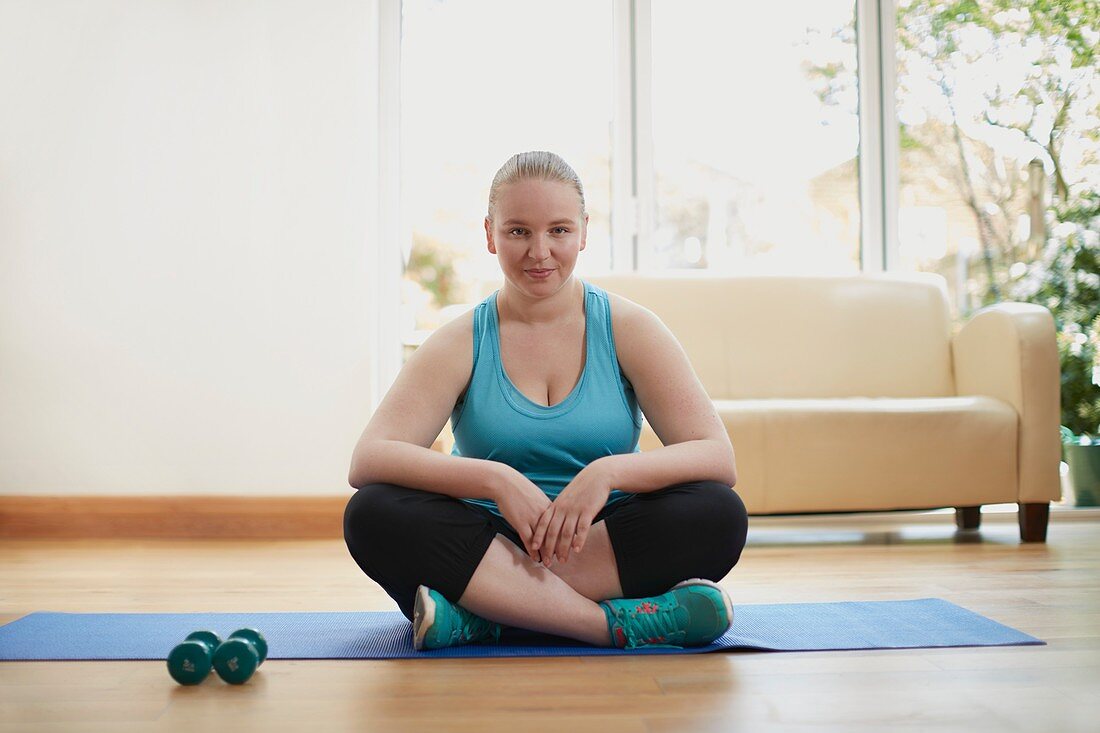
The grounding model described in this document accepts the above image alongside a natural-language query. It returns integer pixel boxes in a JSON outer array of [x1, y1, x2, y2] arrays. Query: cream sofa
[[586, 272, 1061, 542]]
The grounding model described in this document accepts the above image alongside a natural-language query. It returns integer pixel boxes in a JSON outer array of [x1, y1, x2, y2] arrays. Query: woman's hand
[[491, 465, 554, 564], [531, 462, 613, 567]]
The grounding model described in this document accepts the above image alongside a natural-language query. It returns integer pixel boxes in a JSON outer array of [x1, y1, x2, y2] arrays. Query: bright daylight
[[1, 1, 1098, 731]]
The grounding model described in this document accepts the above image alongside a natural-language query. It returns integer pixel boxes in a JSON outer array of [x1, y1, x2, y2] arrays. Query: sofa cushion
[[638, 395, 1017, 513], [587, 273, 957, 400]]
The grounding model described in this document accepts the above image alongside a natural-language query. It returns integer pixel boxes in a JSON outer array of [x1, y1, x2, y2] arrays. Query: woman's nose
[[528, 235, 551, 260]]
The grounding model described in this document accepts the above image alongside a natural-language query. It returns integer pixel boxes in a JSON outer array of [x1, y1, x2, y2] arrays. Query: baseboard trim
[[2, 496, 1094, 540], [0, 496, 350, 539]]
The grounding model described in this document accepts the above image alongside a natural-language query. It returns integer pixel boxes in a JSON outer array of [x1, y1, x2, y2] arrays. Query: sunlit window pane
[[895, 0, 1099, 320], [400, 0, 613, 339], [647, 0, 860, 274]]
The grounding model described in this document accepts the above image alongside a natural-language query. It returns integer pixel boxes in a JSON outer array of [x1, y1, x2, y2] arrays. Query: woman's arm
[[352, 439, 511, 499], [348, 310, 507, 499], [599, 295, 737, 493], [592, 439, 734, 494]]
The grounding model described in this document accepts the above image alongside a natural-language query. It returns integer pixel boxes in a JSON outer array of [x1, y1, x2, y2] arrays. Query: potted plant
[[1010, 195, 1100, 506]]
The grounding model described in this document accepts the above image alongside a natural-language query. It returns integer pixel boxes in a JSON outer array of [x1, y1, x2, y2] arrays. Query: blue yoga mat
[[0, 598, 1042, 660]]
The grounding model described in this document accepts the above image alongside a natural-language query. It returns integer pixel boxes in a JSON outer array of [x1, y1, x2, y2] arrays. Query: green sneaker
[[412, 585, 503, 650], [599, 578, 734, 650]]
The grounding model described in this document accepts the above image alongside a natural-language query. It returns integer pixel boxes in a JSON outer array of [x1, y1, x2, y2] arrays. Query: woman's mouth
[[526, 268, 554, 279]]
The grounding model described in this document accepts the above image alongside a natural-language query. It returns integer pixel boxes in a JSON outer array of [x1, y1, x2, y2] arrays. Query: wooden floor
[[2, 516, 1098, 732]]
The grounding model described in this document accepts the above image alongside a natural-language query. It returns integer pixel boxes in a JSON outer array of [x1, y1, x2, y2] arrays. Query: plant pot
[[1065, 443, 1100, 507]]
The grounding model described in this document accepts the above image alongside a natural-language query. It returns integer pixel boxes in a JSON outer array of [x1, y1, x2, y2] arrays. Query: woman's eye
[[552, 227, 569, 234], [509, 228, 526, 236]]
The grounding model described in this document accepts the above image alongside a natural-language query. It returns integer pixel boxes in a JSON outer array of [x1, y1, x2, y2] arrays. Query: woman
[[345, 151, 748, 651]]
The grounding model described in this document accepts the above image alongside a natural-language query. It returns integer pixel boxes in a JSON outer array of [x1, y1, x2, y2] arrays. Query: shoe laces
[[454, 608, 501, 645], [611, 599, 686, 650]]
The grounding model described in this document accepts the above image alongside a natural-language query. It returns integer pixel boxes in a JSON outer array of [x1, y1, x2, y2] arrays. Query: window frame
[[372, 0, 901, 408], [373, 0, 404, 410]]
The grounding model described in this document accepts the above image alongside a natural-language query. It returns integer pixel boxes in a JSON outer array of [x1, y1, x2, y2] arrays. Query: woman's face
[[485, 178, 588, 294]]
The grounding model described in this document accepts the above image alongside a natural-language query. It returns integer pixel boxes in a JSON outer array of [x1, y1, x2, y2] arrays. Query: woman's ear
[[485, 217, 496, 254], [579, 213, 589, 251]]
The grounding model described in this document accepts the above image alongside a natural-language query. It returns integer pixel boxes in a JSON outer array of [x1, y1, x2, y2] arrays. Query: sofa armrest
[[951, 302, 1061, 503]]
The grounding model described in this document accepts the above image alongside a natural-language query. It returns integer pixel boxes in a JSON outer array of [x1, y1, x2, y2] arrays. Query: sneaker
[[599, 578, 734, 650], [412, 585, 503, 650]]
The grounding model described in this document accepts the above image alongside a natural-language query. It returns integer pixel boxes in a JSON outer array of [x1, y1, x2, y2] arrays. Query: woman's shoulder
[[599, 288, 679, 375], [424, 305, 477, 354], [602, 288, 656, 336], [404, 306, 476, 382]]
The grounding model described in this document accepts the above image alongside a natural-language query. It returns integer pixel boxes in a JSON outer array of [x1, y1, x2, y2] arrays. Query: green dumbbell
[[228, 628, 268, 665], [212, 628, 268, 685], [166, 630, 222, 685]]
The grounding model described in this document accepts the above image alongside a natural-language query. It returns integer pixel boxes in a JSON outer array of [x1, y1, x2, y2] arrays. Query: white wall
[[0, 1, 380, 495]]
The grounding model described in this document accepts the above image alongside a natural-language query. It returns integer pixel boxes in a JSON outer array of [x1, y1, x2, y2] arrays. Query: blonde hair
[[486, 151, 587, 221]]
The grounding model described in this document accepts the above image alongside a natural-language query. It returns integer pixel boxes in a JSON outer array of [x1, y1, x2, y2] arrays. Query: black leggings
[[343, 480, 748, 622]]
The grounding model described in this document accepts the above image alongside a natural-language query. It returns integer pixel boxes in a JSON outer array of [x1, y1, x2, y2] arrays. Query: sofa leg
[[1018, 503, 1050, 543], [955, 506, 981, 530]]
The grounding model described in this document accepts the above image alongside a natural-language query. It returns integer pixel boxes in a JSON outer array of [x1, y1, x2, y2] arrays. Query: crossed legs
[[345, 481, 747, 647], [456, 521, 622, 647]]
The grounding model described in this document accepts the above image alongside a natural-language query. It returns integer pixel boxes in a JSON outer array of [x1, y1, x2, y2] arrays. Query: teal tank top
[[450, 280, 643, 519]]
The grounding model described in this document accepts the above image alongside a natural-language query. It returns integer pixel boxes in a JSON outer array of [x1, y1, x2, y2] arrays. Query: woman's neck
[[498, 277, 584, 327]]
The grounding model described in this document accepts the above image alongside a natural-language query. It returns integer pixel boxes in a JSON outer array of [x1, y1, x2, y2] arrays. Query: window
[[646, 0, 861, 273], [398, 1, 865, 354], [391, 2, 1099, 346], [894, 0, 1098, 319], [400, 0, 613, 343]]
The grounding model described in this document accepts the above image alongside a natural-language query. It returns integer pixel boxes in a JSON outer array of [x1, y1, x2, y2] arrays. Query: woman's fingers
[[542, 512, 568, 566], [520, 527, 539, 563], [559, 515, 580, 562], [531, 505, 553, 554], [572, 518, 590, 555]]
